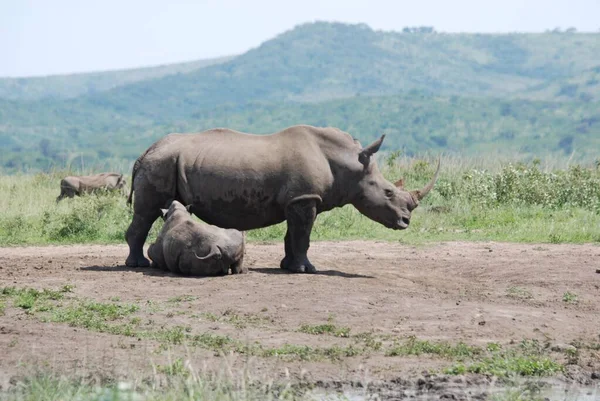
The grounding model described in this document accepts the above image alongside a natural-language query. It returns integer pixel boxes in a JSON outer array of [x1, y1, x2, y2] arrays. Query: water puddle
[[313, 382, 600, 400]]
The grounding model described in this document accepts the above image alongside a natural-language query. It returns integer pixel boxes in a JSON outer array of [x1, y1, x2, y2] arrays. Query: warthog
[[126, 125, 439, 273], [56, 173, 126, 202], [147, 200, 246, 276]]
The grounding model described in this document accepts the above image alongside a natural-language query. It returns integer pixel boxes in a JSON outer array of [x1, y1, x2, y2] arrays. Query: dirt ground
[[1, 241, 600, 398]]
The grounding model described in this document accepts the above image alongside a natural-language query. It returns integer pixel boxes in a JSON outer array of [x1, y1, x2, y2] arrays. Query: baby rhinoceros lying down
[[148, 200, 246, 276]]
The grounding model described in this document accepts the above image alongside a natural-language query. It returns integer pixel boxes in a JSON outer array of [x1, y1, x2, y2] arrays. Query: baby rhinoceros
[[148, 200, 246, 276]]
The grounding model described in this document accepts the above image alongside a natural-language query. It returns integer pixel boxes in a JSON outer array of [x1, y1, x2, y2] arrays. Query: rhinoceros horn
[[193, 245, 222, 261], [410, 159, 441, 201]]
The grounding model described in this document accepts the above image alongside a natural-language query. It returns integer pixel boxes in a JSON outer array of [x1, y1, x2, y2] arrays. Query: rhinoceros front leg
[[281, 198, 317, 274]]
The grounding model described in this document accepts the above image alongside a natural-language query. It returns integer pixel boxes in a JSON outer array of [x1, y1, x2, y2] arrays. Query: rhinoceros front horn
[[410, 158, 441, 201]]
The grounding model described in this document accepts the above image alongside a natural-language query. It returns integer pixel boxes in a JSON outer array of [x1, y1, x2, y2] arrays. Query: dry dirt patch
[[1, 241, 599, 396]]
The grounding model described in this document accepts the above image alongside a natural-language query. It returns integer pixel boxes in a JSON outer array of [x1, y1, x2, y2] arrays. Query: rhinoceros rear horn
[[410, 158, 441, 201], [359, 135, 385, 165], [194, 246, 222, 261]]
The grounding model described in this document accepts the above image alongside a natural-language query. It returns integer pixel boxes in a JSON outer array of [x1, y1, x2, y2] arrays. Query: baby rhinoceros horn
[[410, 159, 441, 202], [193, 245, 222, 260]]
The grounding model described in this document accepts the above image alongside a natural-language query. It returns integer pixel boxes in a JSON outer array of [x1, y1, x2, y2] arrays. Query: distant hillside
[[519, 66, 600, 101], [1, 92, 598, 172], [63, 22, 600, 121], [1, 22, 600, 173], [0, 56, 233, 100]]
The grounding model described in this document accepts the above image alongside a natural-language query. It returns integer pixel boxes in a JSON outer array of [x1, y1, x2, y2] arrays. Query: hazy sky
[[2, 0, 599, 77]]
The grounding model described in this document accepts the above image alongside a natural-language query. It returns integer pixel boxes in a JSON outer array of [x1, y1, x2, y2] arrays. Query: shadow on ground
[[80, 265, 374, 279]]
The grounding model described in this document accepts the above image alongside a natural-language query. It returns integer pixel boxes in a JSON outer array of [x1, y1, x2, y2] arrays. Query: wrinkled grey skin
[[56, 173, 126, 202], [147, 200, 246, 276], [126, 125, 440, 273]]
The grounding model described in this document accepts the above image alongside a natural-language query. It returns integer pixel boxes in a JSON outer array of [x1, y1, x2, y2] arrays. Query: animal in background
[[56, 173, 126, 202]]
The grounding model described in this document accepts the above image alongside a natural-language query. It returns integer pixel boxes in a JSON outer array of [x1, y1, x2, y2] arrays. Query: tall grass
[[1, 156, 599, 246]]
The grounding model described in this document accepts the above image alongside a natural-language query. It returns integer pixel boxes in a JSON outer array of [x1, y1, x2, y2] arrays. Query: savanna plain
[[1, 156, 600, 401]]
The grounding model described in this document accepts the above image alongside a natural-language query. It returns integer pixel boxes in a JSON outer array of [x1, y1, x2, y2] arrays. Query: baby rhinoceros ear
[[160, 208, 169, 217]]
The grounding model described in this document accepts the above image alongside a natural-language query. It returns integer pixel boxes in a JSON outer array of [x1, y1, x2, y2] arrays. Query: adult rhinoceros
[[125, 125, 440, 273], [57, 173, 126, 202]]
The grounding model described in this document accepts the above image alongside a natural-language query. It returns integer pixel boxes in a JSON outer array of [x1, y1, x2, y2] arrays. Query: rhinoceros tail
[[127, 152, 146, 206]]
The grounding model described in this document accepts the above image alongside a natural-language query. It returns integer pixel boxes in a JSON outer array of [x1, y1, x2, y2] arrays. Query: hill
[[0, 56, 233, 100], [1, 92, 598, 172], [69, 22, 600, 120], [1, 22, 599, 173]]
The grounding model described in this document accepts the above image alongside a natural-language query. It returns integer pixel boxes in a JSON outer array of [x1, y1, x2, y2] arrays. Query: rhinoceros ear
[[185, 204, 192, 212], [394, 178, 404, 189], [160, 208, 169, 217], [359, 135, 385, 166]]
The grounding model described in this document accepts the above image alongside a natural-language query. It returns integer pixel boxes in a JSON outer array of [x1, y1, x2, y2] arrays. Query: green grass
[[385, 336, 481, 358], [1, 158, 599, 247], [562, 291, 579, 304], [1, 286, 69, 312], [444, 340, 563, 378], [298, 323, 351, 338], [1, 285, 568, 378], [0, 372, 311, 401], [201, 309, 271, 329], [167, 295, 197, 303], [506, 286, 534, 300], [156, 358, 190, 377], [381, 337, 563, 378], [48, 301, 140, 333], [445, 354, 563, 377]]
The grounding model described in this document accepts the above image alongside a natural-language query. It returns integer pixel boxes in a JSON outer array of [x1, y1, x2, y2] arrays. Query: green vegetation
[[506, 286, 534, 300], [386, 336, 480, 358], [1, 373, 310, 401], [444, 340, 563, 378], [156, 358, 190, 378], [200, 309, 271, 329], [1, 286, 70, 311], [299, 323, 351, 338], [1, 22, 599, 172], [0, 285, 568, 384], [1, 157, 599, 246], [167, 294, 197, 303], [562, 291, 579, 304], [2, 92, 600, 172]]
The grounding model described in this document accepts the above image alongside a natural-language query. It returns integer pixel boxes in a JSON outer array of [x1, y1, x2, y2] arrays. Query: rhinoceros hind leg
[[125, 211, 159, 267], [282, 198, 317, 274], [279, 229, 293, 270], [231, 258, 247, 274]]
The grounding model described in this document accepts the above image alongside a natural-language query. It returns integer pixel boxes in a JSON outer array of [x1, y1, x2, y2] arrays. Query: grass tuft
[[299, 323, 351, 338], [386, 336, 481, 358], [562, 291, 578, 304]]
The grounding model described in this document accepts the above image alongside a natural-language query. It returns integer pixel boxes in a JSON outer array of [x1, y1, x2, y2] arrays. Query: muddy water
[[316, 382, 600, 400]]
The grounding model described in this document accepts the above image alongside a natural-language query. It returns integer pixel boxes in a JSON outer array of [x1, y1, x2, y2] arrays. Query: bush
[[463, 163, 600, 211]]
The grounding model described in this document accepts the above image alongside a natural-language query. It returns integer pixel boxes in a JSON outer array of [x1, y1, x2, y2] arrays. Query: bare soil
[[1, 241, 599, 398]]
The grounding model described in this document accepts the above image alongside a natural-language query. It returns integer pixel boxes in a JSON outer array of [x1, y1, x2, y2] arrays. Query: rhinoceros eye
[[384, 189, 394, 199]]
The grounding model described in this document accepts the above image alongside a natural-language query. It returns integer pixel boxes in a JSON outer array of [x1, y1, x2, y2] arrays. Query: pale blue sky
[[1, 0, 599, 77]]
